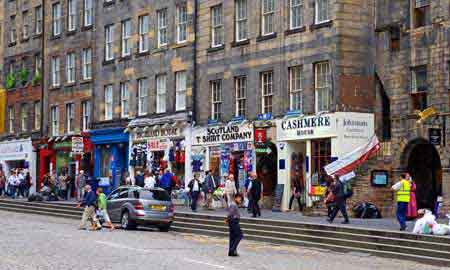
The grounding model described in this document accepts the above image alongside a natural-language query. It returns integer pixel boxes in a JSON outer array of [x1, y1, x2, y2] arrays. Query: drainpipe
[[192, 0, 198, 125], [40, 0, 45, 137]]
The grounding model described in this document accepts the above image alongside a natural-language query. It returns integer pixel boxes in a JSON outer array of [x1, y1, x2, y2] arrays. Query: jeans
[[228, 218, 243, 255], [329, 201, 349, 222], [8, 186, 17, 198], [191, 191, 200, 211], [289, 195, 303, 211], [0, 187, 4, 196], [250, 198, 261, 217], [396, 202, 408, 229]]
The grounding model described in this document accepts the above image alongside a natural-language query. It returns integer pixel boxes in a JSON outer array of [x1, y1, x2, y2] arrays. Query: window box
[[103, 0, 115, 7], [118, 55, 132, 62], [102, 59, 115, 66], [81, 25, 93, 32], [135, 50, 151, 58], [310, 20, 333, 31], [207, 45, 225, 53], [49, 34, 61, 41], [231, 39, 250, 47], [285, 26, 306, 36], [256, 32, 277, 42], [66, 29, 77, 36]]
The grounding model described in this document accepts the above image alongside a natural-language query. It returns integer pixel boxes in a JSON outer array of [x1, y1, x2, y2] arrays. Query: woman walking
[[224, 175, 237, 207], [406, 173, 418, 220]]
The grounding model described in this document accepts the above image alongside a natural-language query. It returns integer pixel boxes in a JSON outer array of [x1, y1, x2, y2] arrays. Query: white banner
[[192, 123, 253, 146]]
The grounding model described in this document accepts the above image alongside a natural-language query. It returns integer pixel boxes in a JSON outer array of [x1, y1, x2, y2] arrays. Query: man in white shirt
[[7, 170, 18, 199], [188, 173, 202, 212]]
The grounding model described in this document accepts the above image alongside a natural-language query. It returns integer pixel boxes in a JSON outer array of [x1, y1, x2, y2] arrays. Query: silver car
[[107, 186, 174, 231]]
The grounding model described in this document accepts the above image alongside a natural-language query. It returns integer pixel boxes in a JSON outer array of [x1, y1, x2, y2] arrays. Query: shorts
[[101, 209, 111, 223]]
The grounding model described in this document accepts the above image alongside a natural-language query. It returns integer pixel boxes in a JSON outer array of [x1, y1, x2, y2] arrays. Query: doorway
[[404, 139, 442, 210]]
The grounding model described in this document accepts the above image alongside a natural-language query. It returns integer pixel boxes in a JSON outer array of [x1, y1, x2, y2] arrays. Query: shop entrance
[[256, 142, 278, 197], [404, 139, 442, 210]]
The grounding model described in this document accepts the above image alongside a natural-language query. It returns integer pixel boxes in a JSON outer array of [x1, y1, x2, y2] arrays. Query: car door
[[107, 188, 121, 222], [116, 188, 130, 218]]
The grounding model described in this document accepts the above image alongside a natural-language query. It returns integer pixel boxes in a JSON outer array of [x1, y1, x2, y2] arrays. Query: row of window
[[103, 71, 187, 122], [8, 5, 42, 44], [210, 0, 330, 47], [50, 48, 92, 87], [51, 0, 94, 36], [210, 61, 332, 120], [7, 101, 41, 134], [50, 101, 91, 136]]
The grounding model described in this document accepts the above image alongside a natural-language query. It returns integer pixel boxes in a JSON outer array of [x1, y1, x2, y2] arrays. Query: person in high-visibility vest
[[391, 173, 412, 231]]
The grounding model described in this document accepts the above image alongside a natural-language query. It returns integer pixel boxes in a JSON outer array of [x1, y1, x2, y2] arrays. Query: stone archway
[[401, 138, 442, 210]]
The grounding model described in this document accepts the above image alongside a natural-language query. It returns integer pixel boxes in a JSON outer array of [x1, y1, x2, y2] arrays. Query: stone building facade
[[373, 0, 450, 215]]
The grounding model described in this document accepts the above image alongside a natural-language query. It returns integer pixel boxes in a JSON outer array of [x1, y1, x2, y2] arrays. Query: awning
[[325, 135, 380, 177]]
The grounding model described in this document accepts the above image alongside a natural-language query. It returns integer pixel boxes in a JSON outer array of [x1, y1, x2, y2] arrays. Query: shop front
[[0, 138, 37, 193], [90, 128, 129, 192], [128, 114, 191, 186], [276, 112, 375, 211], [191, 122, 255, 191]]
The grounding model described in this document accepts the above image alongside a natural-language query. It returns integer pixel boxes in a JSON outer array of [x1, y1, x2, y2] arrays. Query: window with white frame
[[52, 3, 61, 36], [35, 5, 42, 34], [138, 78, 149, 116], [261, 0, 275, 35], [82, 48, 92, 80], [51, 106, 59, 136], [290, 0, 303, 29], [81, 100, 91, 131], [176, 4, 187, 43], [235, 0, 247, 42], [51, 56, 61, 87], [105, 25, 114, 61], [289, 66, 303, 111], [84, 0, 93, 27], [315, 0, 329, 24], [120, 82, 130, 118], [68, 0, 77, 31], [22, 10, 30, 39], [66, 53, 76, 83], [65, 103, 75, 134], [104, 85, 113, 120], [211, 5, 223, 47], [10, 16, 17, 43], [156, 75, 167, 113], [176, 71, 187, 111], [211, 80, 222, 120], [35, 54, 42, 75], [315, 61, 331, 112], [261, 71, 273, 113], [138, 15, 149, 53], [157, 9, 168, 47], [34, 101, 41, 130], [21, 104, 27, 132], [8, 106, 14, 133], [235, 76, 247, 117], [121, 19, 132, 57]]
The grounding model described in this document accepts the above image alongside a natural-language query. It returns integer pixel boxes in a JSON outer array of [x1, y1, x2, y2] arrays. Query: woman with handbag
[[288, 178, 303, 211], [324, 178, 336, 218]]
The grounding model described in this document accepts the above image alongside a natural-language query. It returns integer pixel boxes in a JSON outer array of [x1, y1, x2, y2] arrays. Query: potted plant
[[18, 68, 29, 87], [5, 72, 16, 89], [32, 70, 42, 86]]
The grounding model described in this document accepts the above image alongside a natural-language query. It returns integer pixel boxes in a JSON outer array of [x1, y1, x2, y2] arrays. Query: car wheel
[[158, 224, 170, 232], [121, 211, 135, 230]]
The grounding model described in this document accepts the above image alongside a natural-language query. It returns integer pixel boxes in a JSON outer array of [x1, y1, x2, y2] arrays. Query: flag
[[325, 135, 380, 176]]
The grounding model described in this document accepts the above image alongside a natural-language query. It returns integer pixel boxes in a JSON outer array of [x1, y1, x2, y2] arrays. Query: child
[[226, 194, 244, 257], [96, 187, 115, 231]]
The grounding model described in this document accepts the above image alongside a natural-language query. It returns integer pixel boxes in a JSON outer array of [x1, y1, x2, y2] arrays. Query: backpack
[[342, 180, 353, 199]]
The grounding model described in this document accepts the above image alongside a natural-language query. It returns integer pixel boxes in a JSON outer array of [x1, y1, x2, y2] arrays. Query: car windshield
[[138, 190, 171, 201]]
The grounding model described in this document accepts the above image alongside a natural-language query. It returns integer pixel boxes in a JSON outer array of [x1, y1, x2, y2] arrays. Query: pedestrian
[[406, 173, 418, 220], [18, 169, 26, 198], [224, 175, 237, 207], [392, 173, 411, 231], [324, 177, 336, 218], [188, 173, 202, 212], [135, 171, 145, 187], [288, 177, 303, 212], [96, 187, 115, 231], [203, 171, 216, 210], [0, 170, 6, 197], [58, 169, 69, 200], [24, 171, 32, 198], [8, 170, 18, 199], [144, 170, 156, 189], [248, 173, 263, 218], [77, 185, 98, 230], [160, 169, 174, 196], [66, 174, 74, 200], [50, 170, 58, 196], [327, 176, 350, 224], [226, 194, 244, 257], [76, 170, 87, 201]]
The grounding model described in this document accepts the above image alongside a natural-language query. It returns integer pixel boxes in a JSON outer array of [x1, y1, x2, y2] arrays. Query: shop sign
[[54, 141, 72, 149], [192, 123, 254, 146], [72, 137, 84, 154], [254, 128, 267, 149], [141, 127, 182, 140], [0, 140, 32, 160], [148, 139, 169, 151], [278, 115, 334, 141], [429, 128, 441, 145]]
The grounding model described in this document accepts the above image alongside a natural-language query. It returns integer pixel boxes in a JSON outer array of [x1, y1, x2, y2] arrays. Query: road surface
[[0, 211, 445, 270]]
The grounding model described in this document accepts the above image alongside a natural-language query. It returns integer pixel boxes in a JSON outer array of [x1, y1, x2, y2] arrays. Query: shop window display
[[311, 139, 331, 186]]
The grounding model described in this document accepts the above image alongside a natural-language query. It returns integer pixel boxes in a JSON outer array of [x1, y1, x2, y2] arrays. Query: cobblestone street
[[0, 211, 446, 270]]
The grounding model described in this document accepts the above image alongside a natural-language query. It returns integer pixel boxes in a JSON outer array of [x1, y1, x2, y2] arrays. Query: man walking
[[160, 169, 174, 195], [188, 173, 202, 212], [77, 185, 98, 230], [392, 173, 411, 231], [327, 176, 350, 224], [76, 170, 87, 201], [248, 173, 263, 218], [203, 171, 216, 210], [227, 194, 243, 257], [8, 170, 18, 199]]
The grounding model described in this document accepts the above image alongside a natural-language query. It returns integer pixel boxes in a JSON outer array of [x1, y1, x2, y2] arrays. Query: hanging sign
[[429, 128, 441, 145], [192, 123, 253, 146], [148, 139, 169, 151], [72, 137, 84, 154]]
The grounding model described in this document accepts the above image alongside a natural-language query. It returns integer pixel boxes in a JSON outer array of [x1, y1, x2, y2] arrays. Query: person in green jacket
[[96, 187, 115, 231]]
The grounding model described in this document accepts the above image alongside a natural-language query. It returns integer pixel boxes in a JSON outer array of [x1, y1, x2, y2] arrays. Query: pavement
[[0, 211, 446, 270]]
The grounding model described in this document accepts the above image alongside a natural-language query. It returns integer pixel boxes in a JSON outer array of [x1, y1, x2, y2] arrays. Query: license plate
[[150, 205, 166, 211]]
